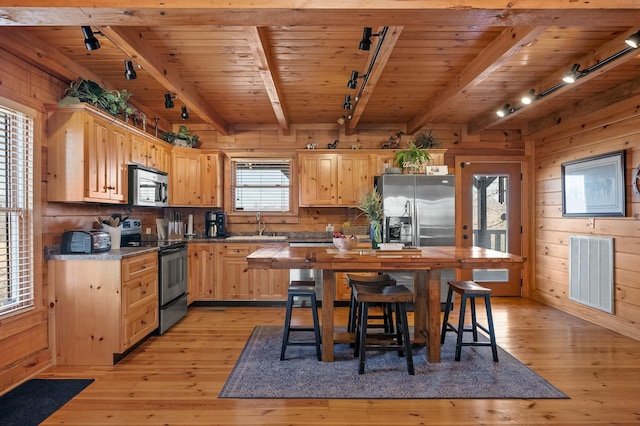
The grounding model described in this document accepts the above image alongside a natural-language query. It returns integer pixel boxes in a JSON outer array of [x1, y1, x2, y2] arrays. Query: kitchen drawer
[[122, 252, 158, 281], [122, 301, 158, 351], [122, 270, 158, 315], [222, 244, 253, 257]]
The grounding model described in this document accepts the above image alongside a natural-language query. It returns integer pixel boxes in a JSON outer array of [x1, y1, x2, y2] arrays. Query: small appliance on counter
[[205, 211, 226, 238], [61, 230, 111, 254]]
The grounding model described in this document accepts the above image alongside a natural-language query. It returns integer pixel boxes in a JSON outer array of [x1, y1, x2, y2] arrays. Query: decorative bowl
[[333, 237, 359, 251]]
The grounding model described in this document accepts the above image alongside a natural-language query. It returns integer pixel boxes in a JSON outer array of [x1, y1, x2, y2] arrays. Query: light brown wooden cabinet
[[216, 242, 289, 301], [50, 251, 159, 365], [170, 148, 223, 207], [47, 104, 130, 203], [187, 243, 218, 303], [130, 132, 171, 173], [298, 151, 373, 207]]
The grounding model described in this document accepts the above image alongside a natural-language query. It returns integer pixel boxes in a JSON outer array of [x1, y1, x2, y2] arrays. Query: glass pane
[[472, 174, 508, 282]]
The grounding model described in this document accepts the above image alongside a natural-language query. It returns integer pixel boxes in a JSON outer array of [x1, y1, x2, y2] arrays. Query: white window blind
[[0, 104, 34, 317], [231, 158, 292, 212]]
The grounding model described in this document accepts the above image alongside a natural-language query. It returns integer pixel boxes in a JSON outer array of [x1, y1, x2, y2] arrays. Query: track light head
[[181, 106, 189, 120], [496, 103, 511, 118], [81, 26, 100, 51], [625, 30, 640, 48], [164, 93, 175, 109], [562, 64, 581, 84], [343, 95, 352, 110], [124, 60, 137, 80], [347, 71, 359, 89], [359, 27, 373, 51], [337, 115, 346, 125], [521, 89, 536, 105]]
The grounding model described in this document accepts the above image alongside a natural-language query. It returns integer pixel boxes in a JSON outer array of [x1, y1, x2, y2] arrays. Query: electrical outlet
[[587, 218, 595, 229], [146, 227, 152, 234]]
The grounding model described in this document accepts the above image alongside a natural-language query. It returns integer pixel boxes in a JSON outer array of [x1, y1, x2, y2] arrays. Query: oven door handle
[[160, 246, 185, 255]]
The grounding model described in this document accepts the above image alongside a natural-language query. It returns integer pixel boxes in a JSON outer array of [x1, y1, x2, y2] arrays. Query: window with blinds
[[0, 104, 34, 317], [230, 158, 292, 212]]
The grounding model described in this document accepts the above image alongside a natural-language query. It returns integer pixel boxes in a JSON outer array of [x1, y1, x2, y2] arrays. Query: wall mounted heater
[[569, 235, 614, 314]]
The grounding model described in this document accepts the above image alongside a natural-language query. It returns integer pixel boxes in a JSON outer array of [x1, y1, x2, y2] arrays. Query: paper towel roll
[[187, 214, 194, 235]]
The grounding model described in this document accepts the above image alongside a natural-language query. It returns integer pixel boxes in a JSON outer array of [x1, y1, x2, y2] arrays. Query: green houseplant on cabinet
[[393, 141, 431, 174], [58, 78, 133, 117], [358, 190, 384, 249], [160, 125, 200, 148]]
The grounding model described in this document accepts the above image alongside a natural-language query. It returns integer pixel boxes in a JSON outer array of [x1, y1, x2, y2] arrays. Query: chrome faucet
[[257, 212, 266, 236]]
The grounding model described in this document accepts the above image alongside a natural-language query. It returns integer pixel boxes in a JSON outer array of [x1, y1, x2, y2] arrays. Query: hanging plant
[[58, 78, 133, 117]]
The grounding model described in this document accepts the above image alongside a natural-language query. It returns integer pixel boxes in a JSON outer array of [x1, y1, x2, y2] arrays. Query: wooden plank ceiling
[[1, 2, 640, 136]]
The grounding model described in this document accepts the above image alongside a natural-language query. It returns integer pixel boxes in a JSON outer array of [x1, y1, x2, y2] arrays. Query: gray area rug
[[219, 326, 568, 399]]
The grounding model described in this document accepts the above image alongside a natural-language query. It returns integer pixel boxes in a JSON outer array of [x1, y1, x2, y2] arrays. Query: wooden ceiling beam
[[468, 25, 640, 135], [407, 26, 546, 134], [0, 27, 172, 132], [346, 26, 403, 135], [244, 26, 290, 136], [98, 25, 230, 135]]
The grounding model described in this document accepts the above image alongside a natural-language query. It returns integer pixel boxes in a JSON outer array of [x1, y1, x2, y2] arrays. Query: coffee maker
[[205, 211, 226, 238]]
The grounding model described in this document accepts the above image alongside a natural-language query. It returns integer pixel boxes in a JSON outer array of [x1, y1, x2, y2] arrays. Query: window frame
[[0, 96, 38, 319]]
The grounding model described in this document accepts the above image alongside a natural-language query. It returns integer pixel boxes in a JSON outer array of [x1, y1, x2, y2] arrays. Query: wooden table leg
[[414, 269, 441, 363], [321, 269, 335, 362]]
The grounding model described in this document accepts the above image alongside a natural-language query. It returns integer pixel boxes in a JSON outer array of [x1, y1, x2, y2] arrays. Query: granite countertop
[[46, 245, 159, 261]]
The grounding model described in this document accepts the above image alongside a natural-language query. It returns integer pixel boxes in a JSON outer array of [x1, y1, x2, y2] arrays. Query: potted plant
[[358, 190, 384, 248], [160, 125, 200, 148], [412, 129, 440, 149], [58, 78, 133, 117], [393, 141, 431, 174]]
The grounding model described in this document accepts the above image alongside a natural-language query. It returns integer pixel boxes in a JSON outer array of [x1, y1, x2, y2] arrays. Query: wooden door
[[130, 132, 149, 166], [109, 125, 128, 202], [218, 244, 253, 300], [298, 153, 337, 206], [458, 161, 522, 296], [337, 154, 372, 206]]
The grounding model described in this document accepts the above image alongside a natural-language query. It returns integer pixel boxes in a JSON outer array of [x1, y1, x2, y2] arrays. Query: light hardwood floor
[[36, 298, 640, 425]]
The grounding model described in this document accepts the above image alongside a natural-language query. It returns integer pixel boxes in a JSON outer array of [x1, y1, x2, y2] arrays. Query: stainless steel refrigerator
[[376, 174, 456, 307]]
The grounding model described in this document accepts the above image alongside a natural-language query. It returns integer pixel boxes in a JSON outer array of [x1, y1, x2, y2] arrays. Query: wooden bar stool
[[353, 283, 414, 375], [441, 280, 498, 362], [280, 280, 322, 361], [346, 273, 396, 334]]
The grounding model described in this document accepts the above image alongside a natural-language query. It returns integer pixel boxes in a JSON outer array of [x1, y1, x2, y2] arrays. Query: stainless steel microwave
[[128, 164, 169, 207]]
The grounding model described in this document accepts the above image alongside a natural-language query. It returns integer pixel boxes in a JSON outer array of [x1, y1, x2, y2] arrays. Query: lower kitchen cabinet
[[187, 243, 218, 303], [50, 251, 159, 365], [217, 242, 289, 301]]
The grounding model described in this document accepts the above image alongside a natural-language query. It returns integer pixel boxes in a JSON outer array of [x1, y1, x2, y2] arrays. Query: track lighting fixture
[[358, 27, 381, 51], [337, 115, 346, 125], [164, 93, 175, 109], [625, 30, 640, 48], [347, 71, 360, 89], [496, 103, 511, 118], [521, 89, 536, 105], [562, 64, 581, 84], [81, 26, 101, 51], [124, 60, 137, 80], [181, 106, 189, 120], [343, 95, 352, 110]]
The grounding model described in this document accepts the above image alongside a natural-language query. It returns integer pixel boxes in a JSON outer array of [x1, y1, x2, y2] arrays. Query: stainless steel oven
[[158, 242, 188, 334]]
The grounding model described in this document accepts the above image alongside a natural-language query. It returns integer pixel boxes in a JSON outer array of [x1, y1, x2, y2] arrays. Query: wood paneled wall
[[532, 95, 640, 341]]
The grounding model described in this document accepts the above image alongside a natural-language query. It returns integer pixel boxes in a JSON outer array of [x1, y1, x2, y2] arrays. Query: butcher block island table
[[247, 245, 525, 363]]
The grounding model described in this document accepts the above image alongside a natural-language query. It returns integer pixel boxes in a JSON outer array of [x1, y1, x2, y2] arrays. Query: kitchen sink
[[225, 235, 288, 241]]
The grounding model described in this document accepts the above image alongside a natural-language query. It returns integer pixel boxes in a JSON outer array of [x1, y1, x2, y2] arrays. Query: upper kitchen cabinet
[[298, 151, 373, 207], [200, 151, 223, 207], [170, 147, 201, 205], [169, 148, 223, 207], [47, 104, 130, 203], [130, 132, 171, 173]]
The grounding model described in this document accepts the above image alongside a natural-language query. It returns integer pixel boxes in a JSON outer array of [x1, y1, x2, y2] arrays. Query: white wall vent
[[569, 235, 614, 314]]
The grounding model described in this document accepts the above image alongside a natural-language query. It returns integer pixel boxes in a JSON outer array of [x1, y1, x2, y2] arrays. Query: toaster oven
[[61, 230, 111, 254]]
